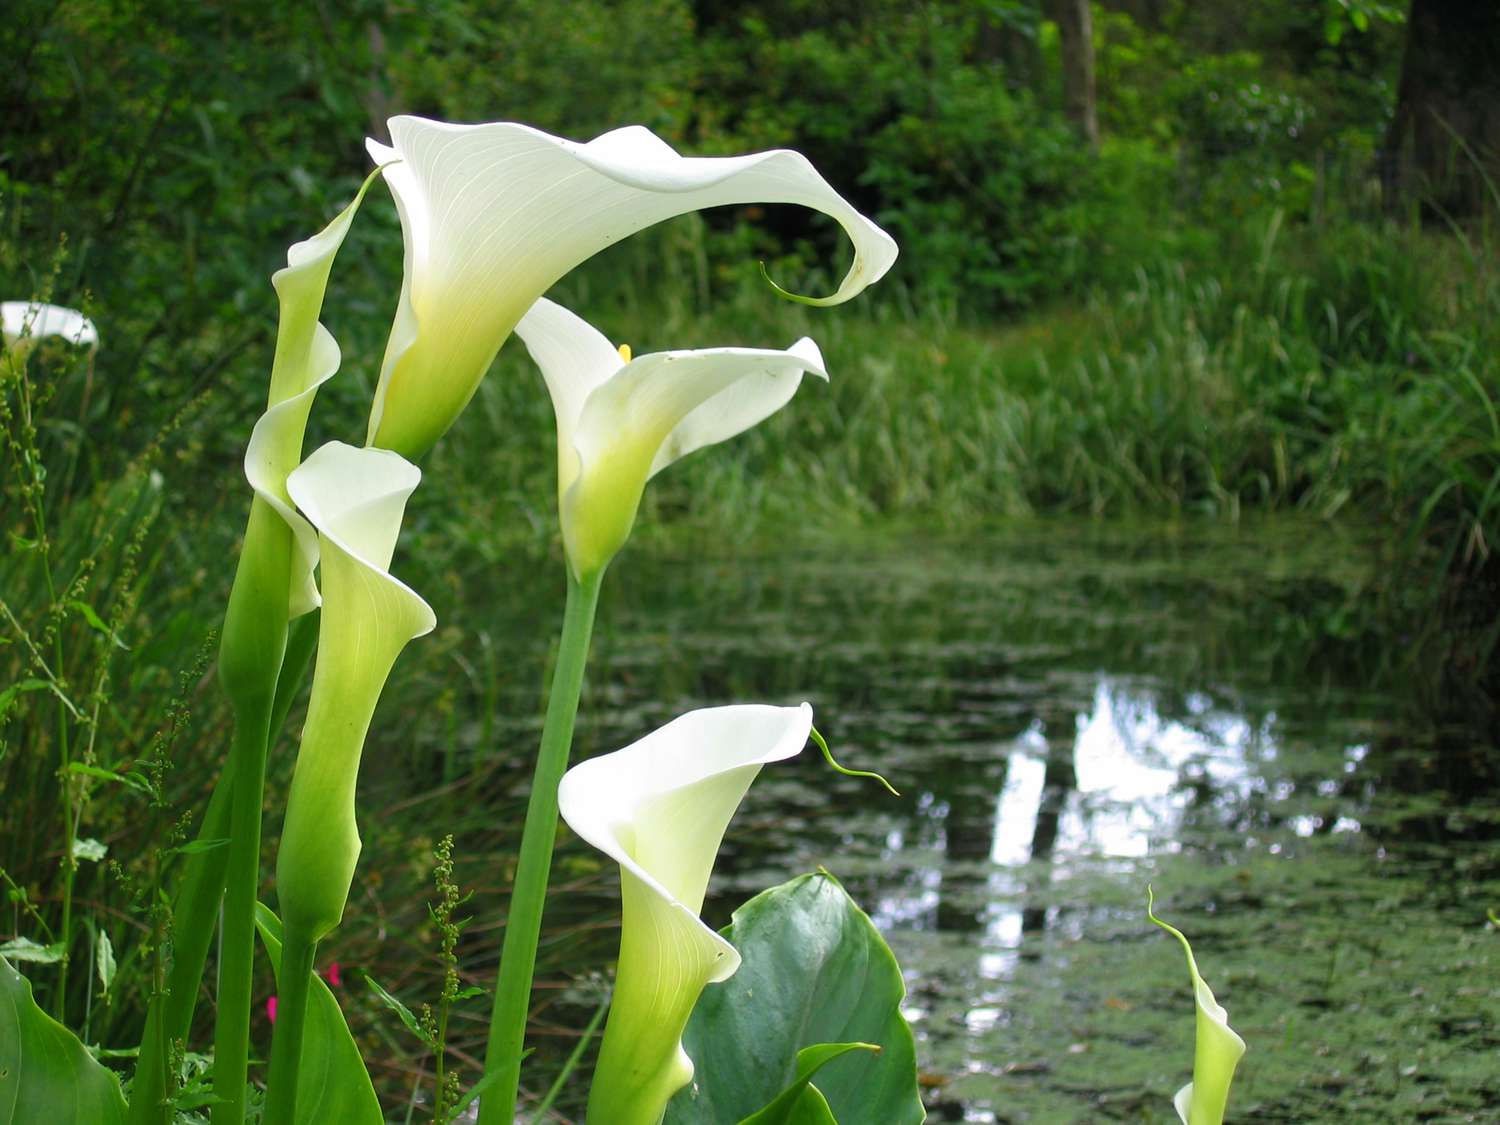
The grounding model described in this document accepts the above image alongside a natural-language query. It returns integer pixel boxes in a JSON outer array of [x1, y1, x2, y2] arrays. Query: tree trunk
[[1049, 0, 1099, 149], [1384, 0, 1500, 217]]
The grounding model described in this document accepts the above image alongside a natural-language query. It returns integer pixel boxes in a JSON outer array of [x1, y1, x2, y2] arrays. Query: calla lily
[[1148, 892, 1247, 1125], [244, 169, 381, 619], [559, 702, 814, 1124], [275, 441, 435, 942], [515, 297, 827, 578], [1, 301, 98, 359], [364, 115, 896, 457]]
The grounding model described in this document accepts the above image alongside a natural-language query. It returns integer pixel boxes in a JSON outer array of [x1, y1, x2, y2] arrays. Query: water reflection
[[384, 523, 1499, 1119]]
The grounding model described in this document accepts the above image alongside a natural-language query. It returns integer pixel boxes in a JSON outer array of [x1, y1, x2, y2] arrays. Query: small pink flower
[[266, 995, 278, 1024], [323, 961, 342, 988]]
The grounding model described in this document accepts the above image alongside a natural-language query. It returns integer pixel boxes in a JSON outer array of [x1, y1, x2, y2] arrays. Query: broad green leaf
[[665, 871, 924, 1125], [1, 955, 127, 1123], [253, 904, 382, 1125], [739, 1042, 878, 1125]]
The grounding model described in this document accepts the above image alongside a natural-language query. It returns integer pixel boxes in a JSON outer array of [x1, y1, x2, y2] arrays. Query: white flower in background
[[1, 301, 97, 359], [515, 297, 826, 579], [364, 116, 896, 457], [559, 702, 814, 1124]]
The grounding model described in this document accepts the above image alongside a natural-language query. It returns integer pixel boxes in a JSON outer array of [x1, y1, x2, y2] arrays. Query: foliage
[[666, 872, 923, 1125], [0, 954, 127, 1123], [1, 0, 1497, 1119]]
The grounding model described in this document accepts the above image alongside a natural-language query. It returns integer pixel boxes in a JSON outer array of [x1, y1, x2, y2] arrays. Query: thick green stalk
[[478, 569, 603, 1125], [127, 612, 318, 1125], [212, 698, 275, 1123], [212, 497, 293, 1125], [262, 930, 318, 1125]]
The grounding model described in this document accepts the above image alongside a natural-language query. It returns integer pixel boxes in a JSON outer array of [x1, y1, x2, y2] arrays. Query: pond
[[353, 519, 1500, 1122]]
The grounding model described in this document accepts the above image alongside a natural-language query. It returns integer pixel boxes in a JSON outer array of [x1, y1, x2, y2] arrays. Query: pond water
[[359, 519, 1500, 1122]]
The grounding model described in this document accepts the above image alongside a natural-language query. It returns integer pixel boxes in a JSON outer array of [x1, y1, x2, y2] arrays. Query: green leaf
[[253, 905, 382, 1125], [0, 678, 50, 719], [664, 872, 924, 1125], [95, 930, 116, 996], [1, 955, 127, 1123], [360, 971, 430, 1045], [0, 937, 66, 963], [170, 838, 230, 857], [66, 600, 129, 649], [65, 762, 154, 798], [739, 1043, 879, 1125]]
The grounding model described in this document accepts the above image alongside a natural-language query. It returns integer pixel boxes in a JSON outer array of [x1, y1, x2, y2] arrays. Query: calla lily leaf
[[365, 116, 896, 457], [1, 301, 98, 358], [559, 702, 814, 1125], [253, 904, 382, 1125], [244, 169, 381, 617], [664, 871, 924, 1125], [738, 1042, 879, 1125], [1, 955, 126, 1124], [516, 297, 827, 577], [276, 442, 435, 942], [1148, 890, 1247, 1125]]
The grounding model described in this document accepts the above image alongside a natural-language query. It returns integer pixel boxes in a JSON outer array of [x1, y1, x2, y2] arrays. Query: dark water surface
[[363, 520, 1500, 1122]]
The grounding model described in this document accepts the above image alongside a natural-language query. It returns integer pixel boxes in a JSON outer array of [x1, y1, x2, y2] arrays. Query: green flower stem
[[212, 497, 293, 1125], [211, 698, 275, 1124], [478, 568, 603, 1125], [127, 612, 318, 1125], [262, 929, 318, 1125], [126, 779, 229, 1125]]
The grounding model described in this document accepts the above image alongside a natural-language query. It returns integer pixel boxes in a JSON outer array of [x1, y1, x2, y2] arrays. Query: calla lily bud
[[364, 116, 896, 458], [1, 301, 98, 361], [274, 441, 435, 942], [1149, 892, 1247, 1125], [246, 169, 383, 621], [515, 297, 827, 580], [559, 702, 814, 1124]]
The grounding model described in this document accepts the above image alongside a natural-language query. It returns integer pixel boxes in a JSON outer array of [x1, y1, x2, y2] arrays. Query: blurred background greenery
[[3, 0, 1498, 1119]]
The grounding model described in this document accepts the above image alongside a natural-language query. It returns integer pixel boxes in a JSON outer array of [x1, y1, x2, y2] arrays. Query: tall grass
[[427, 210, 1498, 559]]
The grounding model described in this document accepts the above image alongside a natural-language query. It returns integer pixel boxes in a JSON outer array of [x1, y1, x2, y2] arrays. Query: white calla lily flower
[[1149, 893, 1247, 1125], [516, 297, 827, 578], [1, 301, 98, 359], [275, 441, 435, 942], [559, 702, 814, 1125], [364, 115, 895, 457]]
